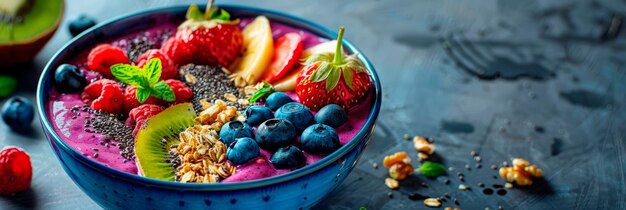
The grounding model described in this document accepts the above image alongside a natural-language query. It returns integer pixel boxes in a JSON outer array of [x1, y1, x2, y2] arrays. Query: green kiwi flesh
[[135, 103, 199, 181]]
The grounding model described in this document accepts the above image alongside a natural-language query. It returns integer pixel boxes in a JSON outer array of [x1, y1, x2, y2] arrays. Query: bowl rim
[[36, 3, 382, 191]]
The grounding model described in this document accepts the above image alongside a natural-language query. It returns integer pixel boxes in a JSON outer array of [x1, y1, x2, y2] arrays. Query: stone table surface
[[1, 0, 625, 209]]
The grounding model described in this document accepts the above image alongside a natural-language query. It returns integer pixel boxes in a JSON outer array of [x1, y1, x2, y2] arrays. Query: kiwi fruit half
[[135, 103, 198, 181], [0, 0, 64, 66]]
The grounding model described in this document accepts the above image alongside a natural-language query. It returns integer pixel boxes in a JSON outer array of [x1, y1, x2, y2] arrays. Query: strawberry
[[126, 104, 165, 136], [81, 79, 124, 113], [161, 3, 242, 67], [165, 79, 193, 103], [123, 85, 162, 113], [0, 146, 32, 195], [87, 44, 130, 78], [136, 49, 177, 80], [295, 27, 371, 111]]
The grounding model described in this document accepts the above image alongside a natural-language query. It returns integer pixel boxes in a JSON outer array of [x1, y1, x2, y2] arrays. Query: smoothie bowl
[[37, 3, 380, 209]]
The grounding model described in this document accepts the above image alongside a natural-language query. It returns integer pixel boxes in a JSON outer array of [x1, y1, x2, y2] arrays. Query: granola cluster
[[171, 125, 236, 183]]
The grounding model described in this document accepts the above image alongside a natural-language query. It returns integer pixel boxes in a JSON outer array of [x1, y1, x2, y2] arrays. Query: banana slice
[[230, 16, 274, 86]]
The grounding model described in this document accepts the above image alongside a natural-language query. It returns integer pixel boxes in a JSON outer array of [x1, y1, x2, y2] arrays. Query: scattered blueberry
[[255, 118, 296, 150], [1, 97, 34, 132], [54, 64, 87, 93], [270, 146, 306, 169], [219, 121, 254, 145], [244, 105, 273, 126], [315, 104, 347, 128], [265, 92, 293, 110], [300, 124, 340, 154], [69, 15, 97, 37], [226, 137, 260, 165], [275, 102, 313, 131]]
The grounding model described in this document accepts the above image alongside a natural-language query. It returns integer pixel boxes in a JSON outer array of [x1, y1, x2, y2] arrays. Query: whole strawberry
[[162, 3, 242, 67], [0, 146, 32, 196], [296, 27, 371, 111]]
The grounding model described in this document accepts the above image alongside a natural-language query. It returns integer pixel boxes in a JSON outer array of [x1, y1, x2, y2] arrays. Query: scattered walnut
[[499, 158, 543, 186], [383, 151, 411, 168], [424, 198, 442, 207], [389, 163, 414, 180], [413, 136, 435, 161], [385, 178, 399, 190]]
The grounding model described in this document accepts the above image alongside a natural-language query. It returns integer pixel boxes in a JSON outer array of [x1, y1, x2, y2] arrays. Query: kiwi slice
[[0, 0, 64, 65], [135, 103, 199, 181]]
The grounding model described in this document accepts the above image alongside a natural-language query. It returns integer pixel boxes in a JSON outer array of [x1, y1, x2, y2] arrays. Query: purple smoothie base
[[46, 18, 373, 182]]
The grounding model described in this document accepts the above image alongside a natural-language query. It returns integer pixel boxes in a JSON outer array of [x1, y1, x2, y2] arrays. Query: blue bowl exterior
[[37, 4, 382, 210]]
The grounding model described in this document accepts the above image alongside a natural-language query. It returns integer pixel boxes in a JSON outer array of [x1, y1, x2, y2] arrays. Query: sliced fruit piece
[[135, 103, 199, 181], [230, 16, 274, 86], [0, 0, 64, 66], [301, 40, 338, 59], [272, 65, 303, 92], [261, 33, 303, 83]]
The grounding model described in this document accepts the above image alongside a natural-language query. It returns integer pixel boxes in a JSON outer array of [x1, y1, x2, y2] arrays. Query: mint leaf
[[136, 88, 151, 104], [417, 161, 446, 178], [249, 82, 274, 103], [186, 4, 204, 21], [143, 58, 162, 86], [111, 64, 144, 87], [153, 81, 176, 102], [0, 75, 17, 98]]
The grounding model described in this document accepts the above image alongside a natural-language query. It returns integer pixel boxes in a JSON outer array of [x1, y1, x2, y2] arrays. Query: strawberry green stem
[[204, 0, 214, 20], [333, 26, 345, 65]]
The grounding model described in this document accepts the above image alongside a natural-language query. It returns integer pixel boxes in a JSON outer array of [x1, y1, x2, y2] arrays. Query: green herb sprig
[[111, 58, 175, 103], [417, 161, 446, 178]]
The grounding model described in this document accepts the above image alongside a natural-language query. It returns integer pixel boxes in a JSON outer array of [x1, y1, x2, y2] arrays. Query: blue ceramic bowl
[[37, 4, 381, 209]]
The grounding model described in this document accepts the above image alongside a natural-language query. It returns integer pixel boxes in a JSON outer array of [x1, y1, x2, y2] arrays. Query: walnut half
[[499, 158, 543, 186]]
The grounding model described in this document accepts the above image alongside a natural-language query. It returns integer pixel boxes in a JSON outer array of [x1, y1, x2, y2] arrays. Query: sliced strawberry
[[262, 33, 303, 83]]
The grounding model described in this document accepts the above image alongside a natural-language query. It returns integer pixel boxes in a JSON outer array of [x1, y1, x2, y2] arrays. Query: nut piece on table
[[383, 151, 411, 168], [424, 198, 442, 207], [389, 162, 414, 180], [385, 178, 399, 190], [499, 158, 543, 186], [413, 136, 435, 160]]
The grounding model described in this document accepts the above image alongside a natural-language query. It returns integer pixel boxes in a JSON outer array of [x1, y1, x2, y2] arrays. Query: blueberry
[[69, 15, 97, 37], [255, 118, 296, 151], [219, 121, 253, 145], [1, 97, 34, 132], [315, 104, 347, 128], [54, 64, 87, 93], [226, 137, 260, 165], [244, 105, 273, 126], [265, 92, 293, 110], [270, 146, 306, 169], [275, 102, 313, 131], [301, 124, 340, 154]]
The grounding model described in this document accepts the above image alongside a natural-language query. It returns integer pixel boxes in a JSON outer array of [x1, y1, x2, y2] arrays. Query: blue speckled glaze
[[37, 4, 381, 209]]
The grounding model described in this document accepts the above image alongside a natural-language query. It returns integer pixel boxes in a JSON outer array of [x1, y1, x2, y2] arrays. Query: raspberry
[[165, 79, 193, 103], [161, 37, 196, 66], [81, 79, 124, 113], [123, 86, 162, 113], [87, 44, 130, 78], [126, 104, 165, 136], [0, 146, 32, 195], [136, 49, 177, 80]]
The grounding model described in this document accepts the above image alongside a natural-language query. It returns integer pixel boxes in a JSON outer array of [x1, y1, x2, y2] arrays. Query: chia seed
[[84, 108, 135, 160], [178, 64, 247, 112]]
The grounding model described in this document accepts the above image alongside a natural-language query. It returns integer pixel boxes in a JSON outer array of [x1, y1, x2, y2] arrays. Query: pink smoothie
[[46, 17, 373, 182]]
